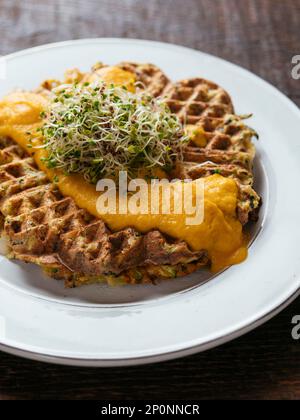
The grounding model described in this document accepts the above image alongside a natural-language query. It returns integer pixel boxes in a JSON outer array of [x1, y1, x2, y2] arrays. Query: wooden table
[[0, 0, 299, 400]]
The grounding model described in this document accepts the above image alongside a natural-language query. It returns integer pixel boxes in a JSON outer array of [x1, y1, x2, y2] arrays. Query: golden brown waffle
[[116, 62, 171, 97], [177, 114, 261, 224], [163, 78, 234, 124], [0, 137, 207, 287]]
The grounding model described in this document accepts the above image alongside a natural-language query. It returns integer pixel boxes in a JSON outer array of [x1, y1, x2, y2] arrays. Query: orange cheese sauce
[[0, 84, 248, 272], [83, 66, 136, 92]]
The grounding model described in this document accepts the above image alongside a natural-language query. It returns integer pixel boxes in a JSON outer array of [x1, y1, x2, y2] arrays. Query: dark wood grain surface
[[0, 0, 299, 400]]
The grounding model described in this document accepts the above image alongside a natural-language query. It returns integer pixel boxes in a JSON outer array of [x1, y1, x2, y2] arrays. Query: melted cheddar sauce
[[83, 66, 136, 92], [0, 67, 248, 272]]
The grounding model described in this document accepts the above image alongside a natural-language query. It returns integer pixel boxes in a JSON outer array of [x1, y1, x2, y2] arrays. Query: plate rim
[[0, 37, 300, 366], [0, 287, 299, 367]]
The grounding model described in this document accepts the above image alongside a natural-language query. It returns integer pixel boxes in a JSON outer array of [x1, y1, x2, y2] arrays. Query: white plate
[[0, 38, 299, 367]]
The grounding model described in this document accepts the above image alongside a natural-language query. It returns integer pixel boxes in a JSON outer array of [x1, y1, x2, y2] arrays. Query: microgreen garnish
[[40, 83, 187, 183]]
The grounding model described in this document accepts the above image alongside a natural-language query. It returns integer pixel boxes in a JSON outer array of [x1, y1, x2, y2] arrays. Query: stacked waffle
[[0, 62, 261, 287], [162, 76, 261, 225]]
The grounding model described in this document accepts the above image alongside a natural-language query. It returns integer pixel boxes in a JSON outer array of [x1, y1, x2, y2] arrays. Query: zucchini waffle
[[178, 114, 261, 225], [0, 137, 207, 287]]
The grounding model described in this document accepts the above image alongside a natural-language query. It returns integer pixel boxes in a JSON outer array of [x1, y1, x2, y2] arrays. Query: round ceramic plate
[[0, 39, 299, 367]]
